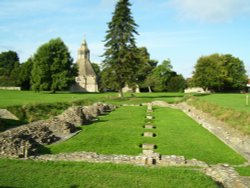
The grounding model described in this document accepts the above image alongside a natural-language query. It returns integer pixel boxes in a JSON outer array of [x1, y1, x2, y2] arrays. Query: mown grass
[[198, 94, 250, 113], [47, 106, 146, 155], [187, 96, 250, 135], [152, 107, 246, 164], [47, 106, 245, 165], [235, 166, 250, 176], [0, 159, 220, 188]]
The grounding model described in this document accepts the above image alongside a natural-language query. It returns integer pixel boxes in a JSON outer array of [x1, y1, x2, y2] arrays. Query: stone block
[[143, 132, 155, 137], [142, 143, 155, 150], [146, 115, 153, 120], [144, 125, 154, 129], [142, 149, 154, 156]]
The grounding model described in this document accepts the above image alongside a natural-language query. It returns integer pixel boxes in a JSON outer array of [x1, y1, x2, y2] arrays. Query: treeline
[[0, 42, 186, 93], [0, 38, 77, 92]]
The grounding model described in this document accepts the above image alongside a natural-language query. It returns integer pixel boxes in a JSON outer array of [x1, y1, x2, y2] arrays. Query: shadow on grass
[[37, 144, 52, 155]]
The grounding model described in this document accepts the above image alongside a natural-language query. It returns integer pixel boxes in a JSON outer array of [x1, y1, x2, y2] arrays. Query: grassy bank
[[187, 96, 250, 135], [198, 94, 250, 113], [0, 159, 219, 188], [235, 166, 250, 176]]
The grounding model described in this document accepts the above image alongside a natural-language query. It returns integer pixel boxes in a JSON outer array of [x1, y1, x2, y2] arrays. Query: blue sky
[[0, 0, 250, 78]]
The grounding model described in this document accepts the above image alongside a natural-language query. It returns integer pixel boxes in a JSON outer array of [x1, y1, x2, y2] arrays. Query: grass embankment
[[235, 166, 250, 176], [198, 94, 250, 113], [0, 159, 219, 188], [187, 95, 250, 135], [152, 107, 246, 165], [47, 106, 245, 165]]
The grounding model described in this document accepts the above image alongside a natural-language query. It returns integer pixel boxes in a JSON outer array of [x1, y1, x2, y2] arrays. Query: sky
[[0, 0, 250, 78]]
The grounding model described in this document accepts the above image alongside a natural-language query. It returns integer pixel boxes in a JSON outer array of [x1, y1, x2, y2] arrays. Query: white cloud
[[168, 0, 250, 22]]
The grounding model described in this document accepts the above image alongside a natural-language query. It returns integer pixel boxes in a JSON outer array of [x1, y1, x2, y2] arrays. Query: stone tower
[[71, 38, 98, 92]]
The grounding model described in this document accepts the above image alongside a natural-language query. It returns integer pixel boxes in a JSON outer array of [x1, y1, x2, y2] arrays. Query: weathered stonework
[[0, 109, 19, 120], [143, 132, 155, 137], [142, 143, 155, 150], [144, 124, 154, 129], [33, 151, 209, 167], [146, 115, 153, 120], [0, 103, 116, 158], [71, 39, 98, 92], [204, 164, 250, 188]]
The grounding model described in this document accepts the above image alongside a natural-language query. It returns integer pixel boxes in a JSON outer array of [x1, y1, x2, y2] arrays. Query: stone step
[[142, 143, 156, 150], [143, 132, 156, 137], [144, 124, 155, 129]]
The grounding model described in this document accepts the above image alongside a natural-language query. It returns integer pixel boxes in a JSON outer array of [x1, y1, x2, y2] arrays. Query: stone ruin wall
[[0, 103, 116, 158]]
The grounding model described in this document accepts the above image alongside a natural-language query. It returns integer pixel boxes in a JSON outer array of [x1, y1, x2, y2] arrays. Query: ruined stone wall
[[0, 103, 116, 158]]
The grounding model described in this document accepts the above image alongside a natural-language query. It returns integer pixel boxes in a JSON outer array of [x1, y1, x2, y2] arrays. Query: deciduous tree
[[31, 38, 75, 93]]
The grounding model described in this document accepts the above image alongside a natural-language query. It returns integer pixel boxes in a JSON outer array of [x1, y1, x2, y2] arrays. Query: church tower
[[71, 38, 98, 92]]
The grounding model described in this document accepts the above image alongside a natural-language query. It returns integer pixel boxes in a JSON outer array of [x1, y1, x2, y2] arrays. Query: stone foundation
[[0, 103, 116, 158], [33, 151, 208, 167]]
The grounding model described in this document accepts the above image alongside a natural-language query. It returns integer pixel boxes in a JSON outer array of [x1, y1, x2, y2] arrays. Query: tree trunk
[[118, 89, 124, 98], [148, 86, 152, 93]]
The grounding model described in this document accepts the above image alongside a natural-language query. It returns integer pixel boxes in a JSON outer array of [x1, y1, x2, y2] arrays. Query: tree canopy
[[0, 50, 20, 86], [31, 38, 75, 93], [102, 0, 139, 97], [192, 53, 248, 91]]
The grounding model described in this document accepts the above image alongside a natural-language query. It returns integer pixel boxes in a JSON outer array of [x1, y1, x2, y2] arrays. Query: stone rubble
[[204, 164, 250, 188], [0, 103, 116, 158]]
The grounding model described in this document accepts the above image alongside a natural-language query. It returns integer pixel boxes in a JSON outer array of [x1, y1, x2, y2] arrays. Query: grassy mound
[[187, 96, 250, 135]]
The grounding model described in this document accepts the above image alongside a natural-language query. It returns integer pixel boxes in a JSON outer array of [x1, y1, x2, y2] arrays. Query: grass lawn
[[235, 166, 250, 176], [152, 107, 246, 165], [47, 106, 146, 155], [47, 106, 245, 165], [0, 90, 115, 108], [0, 159, 219, 188], [198, 94, 250, 113], [0, 90, 184, 108]]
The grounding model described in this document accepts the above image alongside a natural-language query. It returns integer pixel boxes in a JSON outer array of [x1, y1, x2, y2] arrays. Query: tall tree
[[31, 38, 75, 93], [0, 50, 20, 86], [102, 0, 139, 97]]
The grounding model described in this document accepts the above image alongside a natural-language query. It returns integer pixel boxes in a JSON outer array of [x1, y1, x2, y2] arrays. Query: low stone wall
[[33, 151, 208, 167], [0, 103, 116, 158], [0, 87, 21, 90]]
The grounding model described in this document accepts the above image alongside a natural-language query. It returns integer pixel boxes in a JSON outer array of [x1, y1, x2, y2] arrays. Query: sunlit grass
[[0, 159, 219, 188]]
